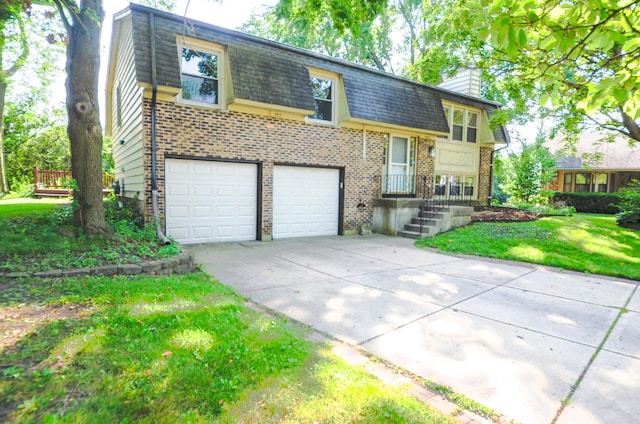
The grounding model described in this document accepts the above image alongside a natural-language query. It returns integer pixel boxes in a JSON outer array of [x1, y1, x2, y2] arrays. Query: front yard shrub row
[[550, 191, 621, 214]]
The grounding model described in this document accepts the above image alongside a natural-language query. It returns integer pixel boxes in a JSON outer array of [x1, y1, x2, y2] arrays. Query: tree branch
[[620, 108, 640, 142], [51, 0, 72, 33], [4, 15, 28, 79], [52, 0, 90, 34]]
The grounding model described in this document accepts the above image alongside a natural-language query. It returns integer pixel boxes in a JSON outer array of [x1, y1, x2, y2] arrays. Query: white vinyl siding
[[111, 16, 145, 201]]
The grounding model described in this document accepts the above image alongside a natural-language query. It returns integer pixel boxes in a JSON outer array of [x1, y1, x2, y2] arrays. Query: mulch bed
[[471, 206, 539, 223]]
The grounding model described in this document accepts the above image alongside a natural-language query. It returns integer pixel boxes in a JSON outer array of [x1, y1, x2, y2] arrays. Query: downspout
[[488, 130, 510, 206], [362, 128, 367, 163], [150, 12, 171, 245]]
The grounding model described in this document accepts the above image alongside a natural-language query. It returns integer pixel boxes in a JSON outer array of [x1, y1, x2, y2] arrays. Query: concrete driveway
[[188, 234, 640, 424]]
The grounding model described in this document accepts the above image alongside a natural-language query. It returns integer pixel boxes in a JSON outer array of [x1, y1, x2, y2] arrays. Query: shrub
[[104, 194, 144, 229], [616, 180, 640, 228], [550, 191, 621, 214]]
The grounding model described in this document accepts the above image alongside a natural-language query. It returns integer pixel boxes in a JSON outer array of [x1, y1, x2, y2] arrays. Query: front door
[[386, 136, 415, 194]]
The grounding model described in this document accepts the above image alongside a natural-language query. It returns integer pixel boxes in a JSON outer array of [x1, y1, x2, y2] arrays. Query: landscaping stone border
[[0, 253, 196, 280]]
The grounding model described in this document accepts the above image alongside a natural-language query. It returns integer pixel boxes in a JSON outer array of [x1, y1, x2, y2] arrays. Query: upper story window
[[443, 104, 479, 143], [178, 39, 224, 107], [308, 71, 337, 124]]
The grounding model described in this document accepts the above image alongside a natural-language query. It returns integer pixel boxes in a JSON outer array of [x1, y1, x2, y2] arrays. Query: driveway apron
[[188, 234, 639, 424]]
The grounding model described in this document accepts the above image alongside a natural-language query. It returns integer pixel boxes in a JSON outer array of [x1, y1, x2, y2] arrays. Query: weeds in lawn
[[0, 197, 180, 273]]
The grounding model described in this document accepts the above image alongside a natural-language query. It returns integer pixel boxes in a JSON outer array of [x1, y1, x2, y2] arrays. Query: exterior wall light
[[428, 146, 436, 157], [119, 139, 126, 145]]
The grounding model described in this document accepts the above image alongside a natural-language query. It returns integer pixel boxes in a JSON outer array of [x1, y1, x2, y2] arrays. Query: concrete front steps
[[398, 205, 474, 239]]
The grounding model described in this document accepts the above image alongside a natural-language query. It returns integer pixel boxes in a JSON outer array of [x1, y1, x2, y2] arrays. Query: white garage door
[[273, 166, 340, 239], [165, 159, 257, 244]]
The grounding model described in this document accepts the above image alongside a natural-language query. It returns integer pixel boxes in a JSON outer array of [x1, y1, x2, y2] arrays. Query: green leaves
[[470, 0, 640, 139]]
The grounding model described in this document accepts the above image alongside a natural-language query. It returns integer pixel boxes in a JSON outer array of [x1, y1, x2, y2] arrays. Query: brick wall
[[479, 146, 493, 205], [416, 136, 436, 196], [143, 99, 388, 237], [140, 100, 495, 238]]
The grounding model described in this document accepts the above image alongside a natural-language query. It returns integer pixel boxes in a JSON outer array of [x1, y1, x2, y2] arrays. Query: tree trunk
[[65, 0, 107, 235], [0, 80, 8, 193]]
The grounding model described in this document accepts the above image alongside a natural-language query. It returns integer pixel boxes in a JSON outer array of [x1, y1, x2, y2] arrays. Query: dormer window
[[308, 71, 337, 124], [178, 38, 224, 107], [442, 104, 479, 143]]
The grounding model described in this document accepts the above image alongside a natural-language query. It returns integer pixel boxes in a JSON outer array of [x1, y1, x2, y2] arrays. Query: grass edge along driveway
[[417, 214, 639, 281], [0, 272, 472, 424]]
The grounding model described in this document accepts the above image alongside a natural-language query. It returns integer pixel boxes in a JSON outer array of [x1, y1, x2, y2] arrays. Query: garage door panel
[[217, 205, 234, 217], [193, 206, 212, 218], [193, 184, 213, 196], [273, 166, 339, 239], [165, 159, 258, 244]]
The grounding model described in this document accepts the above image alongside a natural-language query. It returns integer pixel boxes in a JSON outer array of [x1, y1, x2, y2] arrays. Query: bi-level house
[[106, 4, 509, 244]]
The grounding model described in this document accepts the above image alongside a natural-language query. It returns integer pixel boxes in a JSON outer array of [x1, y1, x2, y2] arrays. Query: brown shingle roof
[[546, 134, 640, 170]]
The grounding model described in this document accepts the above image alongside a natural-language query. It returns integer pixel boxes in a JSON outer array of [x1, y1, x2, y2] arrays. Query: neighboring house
[[546, 134, 640, 193], [106, 4, 509, 244]]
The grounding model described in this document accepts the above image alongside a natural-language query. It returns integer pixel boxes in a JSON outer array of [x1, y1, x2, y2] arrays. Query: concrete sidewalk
[[189, 235, 640, 424]]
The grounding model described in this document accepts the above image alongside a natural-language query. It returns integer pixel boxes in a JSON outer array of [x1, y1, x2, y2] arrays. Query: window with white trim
[[308, 72, 336, 124], [442, 104, 479, 143], [434, 173, 477, 198], [178, 40, 224, 107]]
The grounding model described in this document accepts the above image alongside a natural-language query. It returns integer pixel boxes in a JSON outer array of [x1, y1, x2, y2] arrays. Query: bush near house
[[616, 180, 640, 229], [550, 191, 621, 214]]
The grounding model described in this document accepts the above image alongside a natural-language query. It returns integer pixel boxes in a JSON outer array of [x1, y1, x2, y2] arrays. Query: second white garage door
[[273, 166, 340, 239], [165, 159, 258, 244]]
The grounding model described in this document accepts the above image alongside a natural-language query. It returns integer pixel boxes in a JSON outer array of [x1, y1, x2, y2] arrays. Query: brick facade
[[144, 100, 389, 237], [479, 146, 493, 205], [140, 100, 493, 238]]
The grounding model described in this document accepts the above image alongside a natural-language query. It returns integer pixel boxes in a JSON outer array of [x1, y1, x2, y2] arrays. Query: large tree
[[46, 0, 106, 234], [0, 0, 30, 193]]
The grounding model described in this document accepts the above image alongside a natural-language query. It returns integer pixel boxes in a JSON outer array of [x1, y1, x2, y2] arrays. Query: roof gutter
[[150, 12, 171, 245]]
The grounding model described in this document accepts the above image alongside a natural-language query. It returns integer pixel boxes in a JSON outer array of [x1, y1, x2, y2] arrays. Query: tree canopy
[[467, 0, 640, 141], [0, 0, 31, 193], [262, 0, 639, 142], [243, 0, 395, 72]]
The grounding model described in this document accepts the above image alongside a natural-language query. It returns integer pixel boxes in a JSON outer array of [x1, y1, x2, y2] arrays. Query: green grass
[[0, 201, 63, 218], [417, 214, 640, 280], [0, 199, 180, 273], [0, 273, 456, 423]]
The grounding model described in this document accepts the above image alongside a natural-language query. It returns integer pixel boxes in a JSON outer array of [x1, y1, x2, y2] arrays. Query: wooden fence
[[33, 167, 115, 197]]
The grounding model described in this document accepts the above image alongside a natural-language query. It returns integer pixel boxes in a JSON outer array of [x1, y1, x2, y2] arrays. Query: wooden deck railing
[[33, 167, 115, 197]]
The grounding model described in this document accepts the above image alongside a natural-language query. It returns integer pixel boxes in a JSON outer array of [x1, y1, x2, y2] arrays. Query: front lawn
[[0, 273, 456, 423], [0, 199, 465, 423], [0, 199, 179, 273], [417, 214, 640, 280]]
